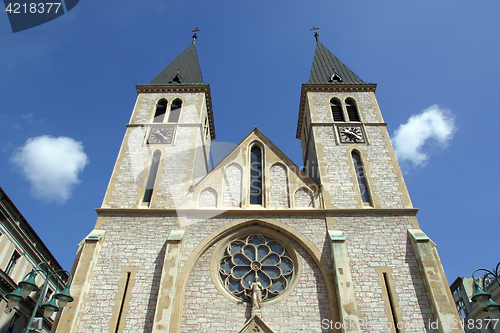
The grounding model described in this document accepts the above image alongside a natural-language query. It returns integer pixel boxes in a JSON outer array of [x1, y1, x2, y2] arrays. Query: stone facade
[[54, 41, 463, 333]]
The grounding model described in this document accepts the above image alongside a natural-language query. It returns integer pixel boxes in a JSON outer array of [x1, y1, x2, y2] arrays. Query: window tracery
[[219, 234, 294, 303]]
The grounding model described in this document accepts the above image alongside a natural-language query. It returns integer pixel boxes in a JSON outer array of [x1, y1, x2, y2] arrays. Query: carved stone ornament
[[148, 127, 174, 144], [219, 234, 294, 303], [338, 126, 365, 143], [238, 315, 275, 333]]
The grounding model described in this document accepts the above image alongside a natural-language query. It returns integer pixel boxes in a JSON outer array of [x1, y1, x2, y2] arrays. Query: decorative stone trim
[[408, 229, 463, 333], [328, 230, 360, 332], [152, 230, 184, 333], [95, 208, 419, 216], [169, 218, 341, 333], [210, 227, 301, 306]]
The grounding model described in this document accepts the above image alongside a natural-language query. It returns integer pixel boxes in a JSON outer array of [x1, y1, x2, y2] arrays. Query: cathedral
[[54, 34, 463, 333]]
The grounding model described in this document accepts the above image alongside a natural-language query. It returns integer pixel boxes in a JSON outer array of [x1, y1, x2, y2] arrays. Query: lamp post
[[471, 262, 500, 320], [5, 262, 73, 333]]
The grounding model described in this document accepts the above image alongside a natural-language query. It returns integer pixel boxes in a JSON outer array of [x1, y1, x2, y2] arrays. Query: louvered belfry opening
[[168, 99, 182, 123], [153, 99, 167, 123], [346, 98, 360, 122], [330, 98, 345, 122]]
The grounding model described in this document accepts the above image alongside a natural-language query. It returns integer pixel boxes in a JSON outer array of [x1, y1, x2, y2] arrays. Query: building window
[[203, 116, 209, 141], [250, 146, 263, 205], [330, 98, 345, 122], [168, 99, 182, 123], [346, 98, 360, 122], [219, 234, 294, 303], [455, 299, 468, 319], [153, 99, 167, 123], [143, 150, 161, 204], [352, 151, 371, 203], [45, 288, 54, 303], [5, 251, 20, 275]]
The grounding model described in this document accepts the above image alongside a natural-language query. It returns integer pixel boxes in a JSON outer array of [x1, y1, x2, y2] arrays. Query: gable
[[188, 129, 319, 209], [238, 315, 275, 333]]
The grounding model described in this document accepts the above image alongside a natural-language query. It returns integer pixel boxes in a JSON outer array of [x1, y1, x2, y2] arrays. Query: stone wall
[[335, 214, 435, 332], [305, 91, 411, 209], [223, 163, 243, 207], [180, 239, 330, 333], [103, 92, 209, 210], [76, 215, 177, 332], [270, 163, 289, 207]]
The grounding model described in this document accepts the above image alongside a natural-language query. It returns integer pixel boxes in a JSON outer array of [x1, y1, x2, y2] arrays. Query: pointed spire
[[148, 42, 204, 85], [308, 40, 365, 85]]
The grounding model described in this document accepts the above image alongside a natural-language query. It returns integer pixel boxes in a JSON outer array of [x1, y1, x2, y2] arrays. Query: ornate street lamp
[[471, 262, 500, 320], [5, 262, 73, 333]]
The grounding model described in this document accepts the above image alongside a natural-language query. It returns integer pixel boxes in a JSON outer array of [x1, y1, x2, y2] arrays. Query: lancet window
[[352, 151, 371, 203], [250, 146, 263, 205], [143, 150, 161, 204], [330, 98, 345, 122], [153, 99, 167, 123], [346, 98, 360, 122], [168, 99, 182, 123]]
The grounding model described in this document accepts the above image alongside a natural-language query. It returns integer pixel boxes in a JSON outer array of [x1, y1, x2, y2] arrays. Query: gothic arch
[[346, 147, 376, 207], [344, 97, 361, 122], [248, 142, 265, 206], [198, 187, 218, 208], [223, 163, 243, 207], [269, 162, 290, 208], [153, 98, 168, 123], [294, 187, 314, 208], [170, 218, 340, 332], [168, 98, 183, 123]]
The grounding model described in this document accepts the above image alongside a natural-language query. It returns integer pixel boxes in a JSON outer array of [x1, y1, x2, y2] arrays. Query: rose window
[[219, 234, 294, 302]]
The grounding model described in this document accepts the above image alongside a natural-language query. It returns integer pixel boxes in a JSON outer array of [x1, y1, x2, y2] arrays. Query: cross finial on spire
[[310, 26, 319, 41], [192, 28, 201, 43]]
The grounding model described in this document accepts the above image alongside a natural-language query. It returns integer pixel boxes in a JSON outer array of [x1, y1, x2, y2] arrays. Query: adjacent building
[[0, 187, 68, 333], [451, 276, 499, 333]]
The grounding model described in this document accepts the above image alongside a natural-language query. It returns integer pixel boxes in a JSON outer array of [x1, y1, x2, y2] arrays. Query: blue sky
[[1, 1, 499, 284]]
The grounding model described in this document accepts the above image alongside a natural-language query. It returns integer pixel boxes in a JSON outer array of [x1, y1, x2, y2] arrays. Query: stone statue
[[250, 276, 263, 310]]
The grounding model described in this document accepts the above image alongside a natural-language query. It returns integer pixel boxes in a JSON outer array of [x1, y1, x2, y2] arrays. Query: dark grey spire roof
[[148, 43, 204, 85], [308, 40, 365, 84]]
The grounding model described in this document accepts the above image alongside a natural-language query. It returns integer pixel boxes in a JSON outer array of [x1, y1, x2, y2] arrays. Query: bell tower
[[101, 40, 215, 210], [55, 40, 216, 332], [297, 36, 411, 210], [295, 34, 463, 332]]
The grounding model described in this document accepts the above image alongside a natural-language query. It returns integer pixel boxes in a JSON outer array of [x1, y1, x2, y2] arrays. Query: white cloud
[[11, 136, 89, 203], [392, 105, 456, 167]]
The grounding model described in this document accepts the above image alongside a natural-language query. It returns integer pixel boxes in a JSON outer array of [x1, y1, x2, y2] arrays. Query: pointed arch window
[[153, 99, 167, 123], [250, 146, 263, 205], [143, 150, 161, 204], [352, 151, 371, 204], [168, 99, 182, 123], [346, 98, 360, 122], [330, 98, 345, 122]]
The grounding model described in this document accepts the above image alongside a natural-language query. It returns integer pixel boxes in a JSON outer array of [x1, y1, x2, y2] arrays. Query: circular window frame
[[210, 225, 302, 306]]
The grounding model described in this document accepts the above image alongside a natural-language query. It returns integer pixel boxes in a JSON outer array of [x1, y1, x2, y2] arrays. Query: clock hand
[[157, 131, 168, 141]]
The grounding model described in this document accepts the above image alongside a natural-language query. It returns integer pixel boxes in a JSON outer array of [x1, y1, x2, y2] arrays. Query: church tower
[[55, 36, 463, 333]]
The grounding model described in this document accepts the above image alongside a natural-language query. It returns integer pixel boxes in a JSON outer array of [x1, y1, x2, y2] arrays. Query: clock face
[[148, 127, 174, 144], [338, 126, 365, 143]]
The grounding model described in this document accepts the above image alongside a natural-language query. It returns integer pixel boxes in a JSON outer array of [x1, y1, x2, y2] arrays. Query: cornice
[[296, 83, 377, 139], [96, 207, 419, 216], [135, 84, 210, 94], [135, 84, 216, 140], [301, 83, 377, 93]]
